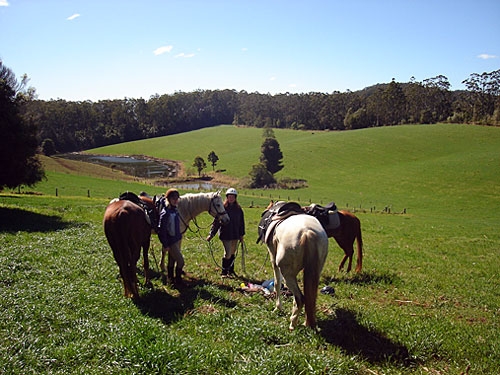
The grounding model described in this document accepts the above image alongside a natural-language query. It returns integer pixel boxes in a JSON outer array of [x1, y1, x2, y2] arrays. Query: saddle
[[119, 191, 144, 207], [119, 191, 158, 229], [256, 201, 304, 244], [303, 202, 340, 230]]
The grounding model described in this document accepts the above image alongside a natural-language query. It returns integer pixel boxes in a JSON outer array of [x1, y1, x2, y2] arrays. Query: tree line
[[2, 57, 500, 190], [23, 70, 499, 155]]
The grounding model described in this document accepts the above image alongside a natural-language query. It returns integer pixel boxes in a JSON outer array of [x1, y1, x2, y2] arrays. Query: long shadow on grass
[[0, 207, 73, 233], [319, 308, 415, 367], [134, 279, 237, 325], [323, 270, 401, 286]]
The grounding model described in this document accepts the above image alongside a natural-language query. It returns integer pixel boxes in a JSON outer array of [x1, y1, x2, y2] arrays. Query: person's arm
[[158, 209, 168, 247], [206, 218, 220, 241]]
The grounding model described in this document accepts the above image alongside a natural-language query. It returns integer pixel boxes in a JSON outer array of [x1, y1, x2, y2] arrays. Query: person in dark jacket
[[206, 187, 245, 277], [158, 188, 184, 285]]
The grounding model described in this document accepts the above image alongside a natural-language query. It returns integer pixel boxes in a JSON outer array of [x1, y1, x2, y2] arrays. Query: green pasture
[[90, 123, 500, 218], [1, 124, 499, 374]]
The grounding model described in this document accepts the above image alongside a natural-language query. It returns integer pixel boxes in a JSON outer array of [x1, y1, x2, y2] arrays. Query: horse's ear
[[216, 190, 221, 196]]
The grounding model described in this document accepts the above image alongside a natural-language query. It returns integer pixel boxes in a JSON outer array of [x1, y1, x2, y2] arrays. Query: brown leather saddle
[[256, 201, 304, 244]]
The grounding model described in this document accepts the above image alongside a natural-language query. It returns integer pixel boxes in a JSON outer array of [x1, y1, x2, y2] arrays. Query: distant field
[[89, 123, 500, 217], [2, 124, 499, 374]]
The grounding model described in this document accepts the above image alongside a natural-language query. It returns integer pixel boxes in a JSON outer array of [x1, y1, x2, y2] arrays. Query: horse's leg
[[281, 273, 303, 330], [142, 236, 151, 287], [337, 243, 353, 272], [272, 262, 283, 312], [108, 233, 136, 298], [345, 249, 353, 273], [129, 262, 140, 299], [268, 246, 283, 312], [117, 262, 132, 298]]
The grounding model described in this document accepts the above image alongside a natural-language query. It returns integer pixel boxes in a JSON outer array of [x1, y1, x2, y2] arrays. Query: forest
[[23, 69, 500, 154]]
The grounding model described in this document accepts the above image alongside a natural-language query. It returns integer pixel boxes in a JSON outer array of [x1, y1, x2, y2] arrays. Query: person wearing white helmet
[[206, 187, 245, 277]]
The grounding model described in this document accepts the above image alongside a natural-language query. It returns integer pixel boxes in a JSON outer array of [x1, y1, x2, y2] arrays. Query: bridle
[[208, 194, 228, 223], [179, 193, 228, 234]]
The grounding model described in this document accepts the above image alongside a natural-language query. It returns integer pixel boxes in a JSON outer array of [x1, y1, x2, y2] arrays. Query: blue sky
[[1, 0, 499, 101]]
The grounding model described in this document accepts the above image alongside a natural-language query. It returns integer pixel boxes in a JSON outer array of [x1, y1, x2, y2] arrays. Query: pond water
[[59, 153, 177, 178]]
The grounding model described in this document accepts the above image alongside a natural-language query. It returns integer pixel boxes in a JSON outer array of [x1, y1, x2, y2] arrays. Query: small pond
[[59, 153, 177, 178]]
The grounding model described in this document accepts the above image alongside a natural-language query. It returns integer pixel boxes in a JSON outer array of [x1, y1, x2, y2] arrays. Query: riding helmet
[[225, 187, 238, 196], [166, 188, 180, 199]]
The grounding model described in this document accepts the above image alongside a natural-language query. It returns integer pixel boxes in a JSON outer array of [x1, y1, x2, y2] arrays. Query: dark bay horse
[[277, 201, 363, 273], [259, 203, 328, 330], [103, 194, 157, 299], [323, 210, 363, 273], [309, 208, 363, 273]]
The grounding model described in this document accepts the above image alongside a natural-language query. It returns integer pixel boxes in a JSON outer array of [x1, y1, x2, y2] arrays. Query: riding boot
[[228, 255, 237, 277], [175, 267, 185, 286], [167, 266, 174, 285], [221, 258, 230, 277]]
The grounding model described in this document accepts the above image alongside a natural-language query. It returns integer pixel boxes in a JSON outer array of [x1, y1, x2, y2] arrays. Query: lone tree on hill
[[249, 129, 284, 188], [207, 151, 219, 171], [260, 137, 284, 175], [193, 156, 206, 177], [0, 60, 45, 190]]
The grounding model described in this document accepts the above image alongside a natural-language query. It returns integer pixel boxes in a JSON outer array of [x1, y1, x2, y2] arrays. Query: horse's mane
[[180, 192, 214, 200], [178, 192, 218, 218]]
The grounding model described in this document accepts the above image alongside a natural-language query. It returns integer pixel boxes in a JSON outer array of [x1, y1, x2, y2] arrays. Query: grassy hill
[[88, 123, 500, 218]]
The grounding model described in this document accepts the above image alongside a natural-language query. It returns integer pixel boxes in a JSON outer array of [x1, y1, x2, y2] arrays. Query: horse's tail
[[104, 208, 137, 299], [355, 219, 363, 273], [302, 230, 322, 328]]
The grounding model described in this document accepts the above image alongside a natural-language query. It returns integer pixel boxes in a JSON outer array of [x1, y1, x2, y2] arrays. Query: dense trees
[[0, 61, 44, 190], [461, 70, 500, 124], [18, 69, 500, 155]]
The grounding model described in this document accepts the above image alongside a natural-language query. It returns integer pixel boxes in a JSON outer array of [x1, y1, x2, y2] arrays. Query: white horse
[[159, 191, 230, 272], [263, 213, 328, 330]]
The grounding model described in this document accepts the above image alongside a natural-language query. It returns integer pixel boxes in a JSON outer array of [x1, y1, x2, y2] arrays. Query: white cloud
[[270, 76, 276, 81], [175, 53, 195, 58], [477, 53, 498, 60], [241, 47, 248, 52], [0, 0, 9, 7], [153, 45, 173, 56], [289, 83, 297, 88], [67, 13, 80, 21]]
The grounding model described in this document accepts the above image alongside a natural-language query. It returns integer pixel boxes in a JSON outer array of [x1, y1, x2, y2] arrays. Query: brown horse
[[103, 194, 157, 299], [271, 201, 363, 273], [324, 210, 363, 273]]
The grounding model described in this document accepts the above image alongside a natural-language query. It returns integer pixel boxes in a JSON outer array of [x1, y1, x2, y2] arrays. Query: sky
[[1, 0, 499, 102]]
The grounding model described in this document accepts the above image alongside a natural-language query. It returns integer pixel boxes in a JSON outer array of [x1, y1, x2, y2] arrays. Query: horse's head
[[210, 192, 230, 225]]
